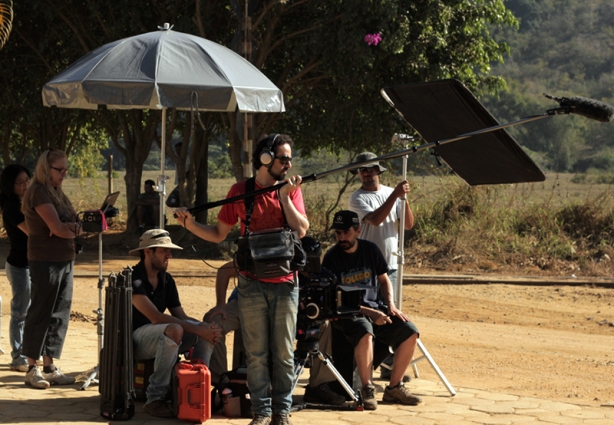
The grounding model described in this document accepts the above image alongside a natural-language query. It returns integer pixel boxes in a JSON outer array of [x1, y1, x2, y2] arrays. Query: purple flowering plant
[[364, 33, 382, 46]]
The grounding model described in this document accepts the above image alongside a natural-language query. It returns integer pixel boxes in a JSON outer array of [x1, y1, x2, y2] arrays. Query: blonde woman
[[21, 149, 82, 389]]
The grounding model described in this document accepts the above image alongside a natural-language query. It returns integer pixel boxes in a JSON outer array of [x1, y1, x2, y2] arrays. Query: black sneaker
[[144, 400, 175, 418], [361, 383, 377, 410], [248, 415, 271, 425], [303, 382, 346, 405], [271, 413, 292, 425]]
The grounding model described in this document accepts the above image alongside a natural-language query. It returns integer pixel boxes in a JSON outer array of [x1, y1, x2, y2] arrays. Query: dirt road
[[4, 256, 613, 408]]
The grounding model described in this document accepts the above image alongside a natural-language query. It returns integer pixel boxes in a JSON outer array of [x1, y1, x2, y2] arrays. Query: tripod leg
[[80, 366, 99, 389], [77, 233, 106, 390], [315, 351, 361, 405], [415, 339, 456, 396], [292, 361, 307, 395]]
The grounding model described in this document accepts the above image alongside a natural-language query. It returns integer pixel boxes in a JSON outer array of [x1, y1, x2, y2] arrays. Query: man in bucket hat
[[349, 151, 414, 380], [129, 229, 222, 418]]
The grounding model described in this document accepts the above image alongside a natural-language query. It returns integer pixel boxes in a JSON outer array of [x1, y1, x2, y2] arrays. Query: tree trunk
[[226, 113, 245, 181], [102, 109, 159, 234], [192, 119, 211, 224]]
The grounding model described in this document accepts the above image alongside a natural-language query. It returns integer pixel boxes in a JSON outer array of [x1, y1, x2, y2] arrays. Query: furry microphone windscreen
[[553, 95, 614, 122]]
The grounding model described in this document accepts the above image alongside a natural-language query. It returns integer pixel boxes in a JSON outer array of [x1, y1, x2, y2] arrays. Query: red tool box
[[173, 360, 211, 423]]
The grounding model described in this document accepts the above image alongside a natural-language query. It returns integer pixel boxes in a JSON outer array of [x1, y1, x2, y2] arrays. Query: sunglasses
[[275, 156, 293, 165], [50, 166, 69, 175], [358, 166, 378, 174]]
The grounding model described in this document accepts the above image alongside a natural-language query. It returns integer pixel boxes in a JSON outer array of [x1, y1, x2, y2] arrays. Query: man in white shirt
[[348, 151, 414, 379]]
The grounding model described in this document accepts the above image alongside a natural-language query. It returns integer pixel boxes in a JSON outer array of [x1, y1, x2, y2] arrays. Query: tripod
[[75, 231, 105, 390], [291, 338, 363, 411]]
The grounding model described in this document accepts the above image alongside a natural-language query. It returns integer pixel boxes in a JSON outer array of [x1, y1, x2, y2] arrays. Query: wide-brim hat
[[350, 151, 387, 175], [129, 229, 183, 256]]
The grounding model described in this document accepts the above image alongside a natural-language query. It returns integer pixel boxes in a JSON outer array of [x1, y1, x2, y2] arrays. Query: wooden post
[[242, 2, 253, 178], [107, 155, 113, 194]]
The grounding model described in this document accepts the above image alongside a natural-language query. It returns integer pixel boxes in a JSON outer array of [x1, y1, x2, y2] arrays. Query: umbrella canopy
[[42, 24, 284, 113], [42, 24, 285, 229]]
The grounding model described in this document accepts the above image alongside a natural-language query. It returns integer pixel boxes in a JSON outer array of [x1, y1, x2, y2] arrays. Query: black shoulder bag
[[234, 178, 306, 278]]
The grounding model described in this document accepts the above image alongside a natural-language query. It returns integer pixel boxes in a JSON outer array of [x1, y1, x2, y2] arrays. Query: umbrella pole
[[159, 107, 167, 229]]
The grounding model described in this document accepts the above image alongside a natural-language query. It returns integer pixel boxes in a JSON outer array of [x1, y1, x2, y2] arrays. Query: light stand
[[76, 230, 105, 390], [74, 194, 120, 390], [391, 133, 413, 308]]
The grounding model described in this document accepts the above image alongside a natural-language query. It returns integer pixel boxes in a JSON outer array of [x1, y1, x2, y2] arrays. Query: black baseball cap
[[330, 210, 360, 231]]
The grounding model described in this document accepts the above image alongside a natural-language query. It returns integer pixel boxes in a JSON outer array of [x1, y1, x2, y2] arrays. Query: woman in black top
[[0, 164, 31, 372]]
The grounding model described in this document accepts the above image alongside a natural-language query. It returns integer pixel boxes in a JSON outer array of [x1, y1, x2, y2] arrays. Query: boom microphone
[[544, 93, 614, 122]]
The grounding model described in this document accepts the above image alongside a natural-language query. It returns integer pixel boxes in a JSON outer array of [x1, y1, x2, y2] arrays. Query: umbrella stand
[[158, 107, 168, 229]]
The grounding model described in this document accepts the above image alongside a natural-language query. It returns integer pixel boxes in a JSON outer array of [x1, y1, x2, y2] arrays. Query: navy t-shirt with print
[[322, 239, 389, 309]]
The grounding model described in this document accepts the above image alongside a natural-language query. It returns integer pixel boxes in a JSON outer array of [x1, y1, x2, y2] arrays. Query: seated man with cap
[[316, 210, 422, 410], [129, 229, 222, 418]]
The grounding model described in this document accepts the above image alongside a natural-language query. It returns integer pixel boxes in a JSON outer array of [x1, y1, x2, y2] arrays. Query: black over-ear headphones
[[259, 134, 279, 167]]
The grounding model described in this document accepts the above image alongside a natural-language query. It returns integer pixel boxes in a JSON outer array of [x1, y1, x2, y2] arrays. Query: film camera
[[296, 237, 368, 350]]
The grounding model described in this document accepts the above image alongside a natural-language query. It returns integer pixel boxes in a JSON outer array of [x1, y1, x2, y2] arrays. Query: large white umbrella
[[42, 23, 285, 227]]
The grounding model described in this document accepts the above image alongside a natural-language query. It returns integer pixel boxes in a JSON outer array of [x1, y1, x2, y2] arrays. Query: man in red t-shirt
[[175, 134, 309, 425]]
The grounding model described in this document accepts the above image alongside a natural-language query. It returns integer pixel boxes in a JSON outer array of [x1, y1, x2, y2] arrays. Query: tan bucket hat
[[350, 152, 387, 175], [129, 229, 183, 256]]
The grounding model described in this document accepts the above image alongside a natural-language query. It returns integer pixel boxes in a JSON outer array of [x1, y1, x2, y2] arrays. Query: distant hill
[[482, 0, 614, 173]]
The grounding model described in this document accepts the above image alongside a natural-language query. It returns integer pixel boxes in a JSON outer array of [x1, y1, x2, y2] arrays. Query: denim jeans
[[133, 322, 212, 404], [237, 275, 298, 416], [5, 261, 31, 367]]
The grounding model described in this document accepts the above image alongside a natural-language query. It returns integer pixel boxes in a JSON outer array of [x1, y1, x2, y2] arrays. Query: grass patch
[[8, 170, 614, 276]]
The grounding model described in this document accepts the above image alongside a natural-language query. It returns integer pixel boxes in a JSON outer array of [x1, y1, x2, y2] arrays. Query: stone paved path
[[1, 320, 613, 425]]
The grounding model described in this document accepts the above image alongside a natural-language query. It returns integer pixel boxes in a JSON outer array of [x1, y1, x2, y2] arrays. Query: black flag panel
[[382, 79, 545, 185]]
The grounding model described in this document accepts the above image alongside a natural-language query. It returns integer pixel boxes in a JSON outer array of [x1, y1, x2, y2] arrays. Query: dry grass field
[[61, 169, 614, 225]]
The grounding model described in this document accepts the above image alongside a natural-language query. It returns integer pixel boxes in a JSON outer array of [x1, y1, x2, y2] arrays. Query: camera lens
[[305, 303, 320, 320]]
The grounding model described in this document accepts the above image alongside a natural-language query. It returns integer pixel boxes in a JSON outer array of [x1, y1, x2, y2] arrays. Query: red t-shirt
[[218, 179, 306, 283]]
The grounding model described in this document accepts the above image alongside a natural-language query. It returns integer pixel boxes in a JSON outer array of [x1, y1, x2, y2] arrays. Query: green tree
[[204, 0, 517, 182], [0, 0, 518, 232]]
